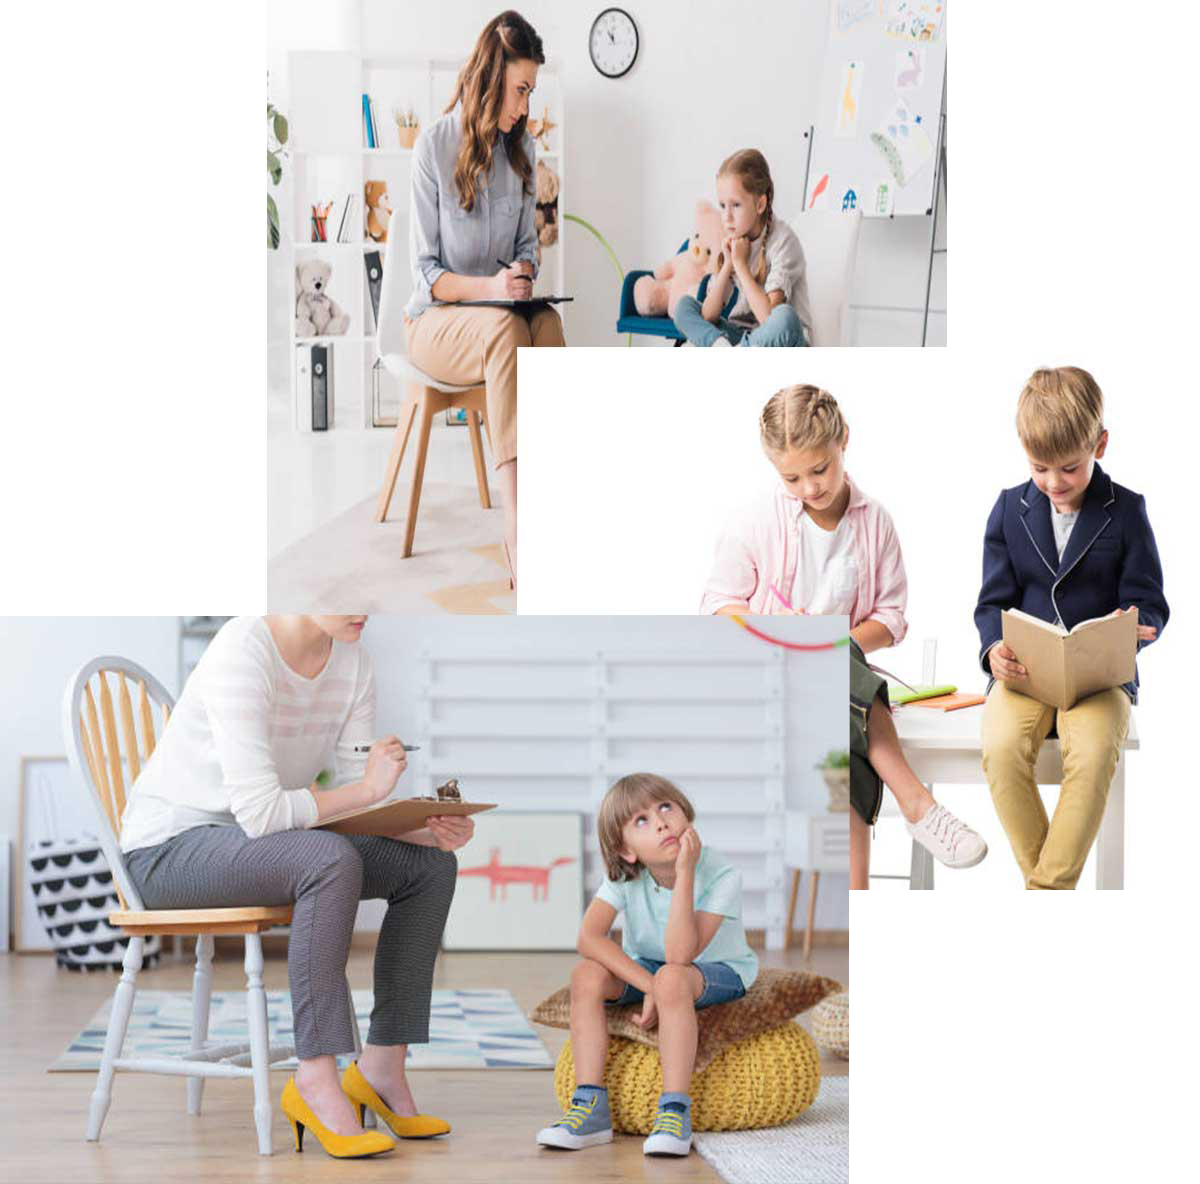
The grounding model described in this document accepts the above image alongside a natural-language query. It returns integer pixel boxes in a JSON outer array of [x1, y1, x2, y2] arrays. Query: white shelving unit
[[418, 643, 788, 948], [286, 50, 566, 432]]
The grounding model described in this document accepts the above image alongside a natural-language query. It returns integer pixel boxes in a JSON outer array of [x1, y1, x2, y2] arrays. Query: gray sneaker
[[536, 1087, 613, 1150], [906, 803, 987, 869]]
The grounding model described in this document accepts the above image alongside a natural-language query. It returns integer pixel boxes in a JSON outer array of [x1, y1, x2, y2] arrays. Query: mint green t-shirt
[[594, 847, 758, 989]]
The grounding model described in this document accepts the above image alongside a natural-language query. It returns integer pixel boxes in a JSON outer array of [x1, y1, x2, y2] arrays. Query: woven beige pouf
[[554, 1022, 821, 1134], [811, 991, 849, 1060]]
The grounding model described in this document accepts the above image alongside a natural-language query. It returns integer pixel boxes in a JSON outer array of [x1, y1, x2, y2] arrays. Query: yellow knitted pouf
[[554, 1022, 821, 1133], [811, 991, 849, 1060]]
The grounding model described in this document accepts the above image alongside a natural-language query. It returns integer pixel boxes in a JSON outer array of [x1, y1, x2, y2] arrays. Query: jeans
[[672, 295, 807, 348], [606, 957, 747, 1009]]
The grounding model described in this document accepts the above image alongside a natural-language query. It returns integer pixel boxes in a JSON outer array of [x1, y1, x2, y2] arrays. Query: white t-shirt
[[727, 217, 814, 340], [792, 512, 858, 616], [1052, 506, 1079, 562], [119, 616, 374, 853]]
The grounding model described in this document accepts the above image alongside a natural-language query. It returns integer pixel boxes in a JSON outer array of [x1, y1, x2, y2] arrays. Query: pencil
[[353, 742, 420, 753]]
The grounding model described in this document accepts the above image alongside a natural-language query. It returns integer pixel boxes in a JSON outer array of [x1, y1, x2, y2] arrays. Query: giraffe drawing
[[457, 848, 576, 902], [839, 62, 858, 134]]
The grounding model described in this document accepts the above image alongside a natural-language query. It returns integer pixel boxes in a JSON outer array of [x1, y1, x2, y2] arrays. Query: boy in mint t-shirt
[[536, 774, 756, 1158]]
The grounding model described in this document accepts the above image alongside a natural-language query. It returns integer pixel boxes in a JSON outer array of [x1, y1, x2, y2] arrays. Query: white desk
[[892, 702, 1137, 890]]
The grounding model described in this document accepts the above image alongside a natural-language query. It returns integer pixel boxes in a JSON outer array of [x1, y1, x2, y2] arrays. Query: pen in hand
[[353, 742, 420, 753]]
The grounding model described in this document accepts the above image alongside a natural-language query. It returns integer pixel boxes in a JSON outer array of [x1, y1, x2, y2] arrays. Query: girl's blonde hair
[[760, 385, 847, 455], [717, 148, 775, 285], [597, 773, 695, 883], [1016, 366, 1105, 461], [446, 10, 544, 213]]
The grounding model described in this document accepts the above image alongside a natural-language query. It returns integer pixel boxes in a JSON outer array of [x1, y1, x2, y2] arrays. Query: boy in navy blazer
[[975, 367, 1168, 889]]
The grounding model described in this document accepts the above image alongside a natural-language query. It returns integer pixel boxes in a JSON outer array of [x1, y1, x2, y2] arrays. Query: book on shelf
[[317, 796, 496, 837], [362, 93, 376, 148], [363, 249, 383, 332], [295, 343, 334, 432], [336, 193, 359, 243], [1000, 607, 1137, 710]]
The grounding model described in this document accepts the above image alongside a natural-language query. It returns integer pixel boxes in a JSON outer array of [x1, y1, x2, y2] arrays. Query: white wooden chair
[[790, 208, 862, 346], [61, 657, 361, 1154], [374, 216, 492, 558]]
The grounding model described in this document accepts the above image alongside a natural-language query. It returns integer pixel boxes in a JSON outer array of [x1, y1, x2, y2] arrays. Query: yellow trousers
[[980, 681, 1130, 890], [405, 304, 564, 468]]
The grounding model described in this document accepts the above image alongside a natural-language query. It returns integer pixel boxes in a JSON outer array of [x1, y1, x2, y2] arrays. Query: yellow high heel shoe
[[342, 1060, 452, 1139], [280, 1077, 396, 1158]]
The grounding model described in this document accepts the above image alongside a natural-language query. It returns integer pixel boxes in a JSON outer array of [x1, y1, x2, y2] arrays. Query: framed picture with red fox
[[443, 812, 584, 950]]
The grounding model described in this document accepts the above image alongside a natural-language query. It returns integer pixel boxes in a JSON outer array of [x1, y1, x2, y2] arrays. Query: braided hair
[[718, 148, 775, 286], [759, 385, 847, 456]]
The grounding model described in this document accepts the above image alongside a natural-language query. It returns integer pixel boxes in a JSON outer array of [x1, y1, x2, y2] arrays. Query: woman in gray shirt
[[404, 11, 564, 583]]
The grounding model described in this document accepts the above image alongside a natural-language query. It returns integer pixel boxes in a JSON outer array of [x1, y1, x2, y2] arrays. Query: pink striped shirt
[[699, 475, 909, 642]]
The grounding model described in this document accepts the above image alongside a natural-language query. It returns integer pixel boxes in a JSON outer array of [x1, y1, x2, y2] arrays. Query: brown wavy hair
[[718, 148, 776, 286], [598, 774, 695, 882], [447, 11, 544, 213]]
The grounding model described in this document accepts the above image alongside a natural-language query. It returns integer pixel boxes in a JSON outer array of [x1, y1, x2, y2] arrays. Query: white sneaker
[[906, 803, 987, 869]]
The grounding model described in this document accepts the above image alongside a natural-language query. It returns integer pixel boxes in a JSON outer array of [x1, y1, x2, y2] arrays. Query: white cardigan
[[119, 617, 374, 853]]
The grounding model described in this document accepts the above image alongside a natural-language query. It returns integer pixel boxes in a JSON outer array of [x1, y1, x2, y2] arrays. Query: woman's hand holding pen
[[492, 259, 533, 300], [363, 737, 408, 803]]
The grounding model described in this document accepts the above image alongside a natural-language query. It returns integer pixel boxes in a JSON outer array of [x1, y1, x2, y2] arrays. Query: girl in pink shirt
[[699, 384, 906, 654]]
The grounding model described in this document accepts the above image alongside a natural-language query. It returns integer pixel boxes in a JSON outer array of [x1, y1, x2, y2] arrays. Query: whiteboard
[[809, 1, 947, 218]]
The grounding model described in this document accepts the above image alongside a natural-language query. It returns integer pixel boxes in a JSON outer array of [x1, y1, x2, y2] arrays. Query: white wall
[[0, 618, 178, 940], [266, 0, 945, 383]]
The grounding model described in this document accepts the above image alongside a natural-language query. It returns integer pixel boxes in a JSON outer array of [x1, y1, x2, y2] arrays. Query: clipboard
[[317, 797, 497, 837], [441, 296, 574, 309]]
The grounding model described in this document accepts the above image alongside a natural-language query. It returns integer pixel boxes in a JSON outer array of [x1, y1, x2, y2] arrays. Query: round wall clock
[[589, 8, 639, 79]]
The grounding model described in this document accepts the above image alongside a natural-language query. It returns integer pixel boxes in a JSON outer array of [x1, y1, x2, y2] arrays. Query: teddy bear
[[634, 200, 726, 318], [295, 259, 350, 337], [364, 179, 393, 243], [534, 160, 560, 265]]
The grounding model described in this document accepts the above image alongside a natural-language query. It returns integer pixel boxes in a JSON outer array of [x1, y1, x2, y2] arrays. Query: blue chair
[[616, 240, 738, 344]]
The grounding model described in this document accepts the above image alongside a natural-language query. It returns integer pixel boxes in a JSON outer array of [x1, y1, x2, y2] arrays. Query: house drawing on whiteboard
[[457, 849, 576, 902]]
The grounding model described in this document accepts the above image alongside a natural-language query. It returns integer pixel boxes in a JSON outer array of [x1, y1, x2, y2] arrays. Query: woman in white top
[[121, 616, 471, 1158]]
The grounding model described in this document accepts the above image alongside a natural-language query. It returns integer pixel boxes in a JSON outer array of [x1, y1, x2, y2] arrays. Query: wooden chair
[[61, 657, 361, 1155], [375, 219, 492, 557]]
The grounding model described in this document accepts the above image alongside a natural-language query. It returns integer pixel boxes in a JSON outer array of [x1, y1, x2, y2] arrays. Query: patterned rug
[[693, 1077, 848, 1184], [51, 988, 551, 1072]]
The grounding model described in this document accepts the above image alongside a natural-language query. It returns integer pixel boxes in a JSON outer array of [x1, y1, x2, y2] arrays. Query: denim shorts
[[606, 958, 747, 1010]]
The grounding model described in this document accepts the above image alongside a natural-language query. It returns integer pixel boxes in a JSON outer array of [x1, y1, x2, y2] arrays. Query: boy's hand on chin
[[633, 995, 657, 1030], [675, 826, 702, 874]]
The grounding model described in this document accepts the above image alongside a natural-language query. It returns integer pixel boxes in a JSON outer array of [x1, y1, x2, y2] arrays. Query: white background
[[5, 4, 1200, 1181]]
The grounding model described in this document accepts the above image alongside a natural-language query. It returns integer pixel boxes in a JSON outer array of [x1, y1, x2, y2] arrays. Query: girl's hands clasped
[[363, 737, 408, 803]]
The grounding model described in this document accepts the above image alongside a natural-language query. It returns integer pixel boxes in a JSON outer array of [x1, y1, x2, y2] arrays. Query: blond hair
[[597, 774, 695, 882], [717, 148, 775, 285], [760, 385, 847, 456], [446, 11, 544, 213], [1016, 367, 1105, 460]]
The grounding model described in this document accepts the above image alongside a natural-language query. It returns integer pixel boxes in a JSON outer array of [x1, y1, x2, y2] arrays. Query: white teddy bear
[[295, 259, 350, 337]]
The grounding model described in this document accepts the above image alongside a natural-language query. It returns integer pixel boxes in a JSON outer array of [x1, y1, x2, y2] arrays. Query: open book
[[317, 796, 496, 837], [1000, 608, 1137, 710]]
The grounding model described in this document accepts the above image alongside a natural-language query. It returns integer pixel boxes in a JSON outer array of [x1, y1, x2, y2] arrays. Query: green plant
[[816, 750, 850, 770], [267, 94, 289, 249]]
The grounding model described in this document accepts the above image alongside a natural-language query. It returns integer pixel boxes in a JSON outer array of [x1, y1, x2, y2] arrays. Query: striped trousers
[[126, 824, 457, 1058]]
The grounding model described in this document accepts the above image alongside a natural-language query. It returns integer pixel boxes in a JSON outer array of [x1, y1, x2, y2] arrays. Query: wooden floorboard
[[0, 941, 847, 1182]]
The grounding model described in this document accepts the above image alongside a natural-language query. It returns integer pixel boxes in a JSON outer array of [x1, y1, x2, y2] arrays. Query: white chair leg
[[87, 935, 143, 1141], [244, 934, 273, 1156], [187, 934, 215, 1116], [909, 841, 935, 890], [1096, 752, 1126, 890]]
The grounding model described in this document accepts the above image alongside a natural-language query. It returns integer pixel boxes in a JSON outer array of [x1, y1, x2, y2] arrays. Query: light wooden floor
[[0, 940, 848, 1183]]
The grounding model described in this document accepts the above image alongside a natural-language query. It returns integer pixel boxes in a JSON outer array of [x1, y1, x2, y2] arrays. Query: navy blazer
[[974, 463, 1168, 701]]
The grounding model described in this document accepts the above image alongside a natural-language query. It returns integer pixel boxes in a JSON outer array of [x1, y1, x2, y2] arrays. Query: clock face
[[589, 7, 638, 79]]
